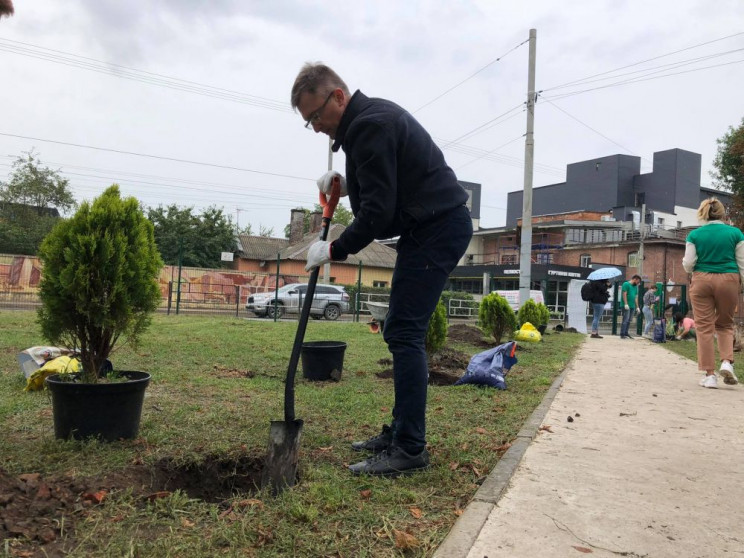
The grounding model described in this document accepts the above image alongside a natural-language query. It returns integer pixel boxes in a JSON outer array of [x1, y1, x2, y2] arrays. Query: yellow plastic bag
[[24, 356, 80, 392], [514, 322, 542, 343]]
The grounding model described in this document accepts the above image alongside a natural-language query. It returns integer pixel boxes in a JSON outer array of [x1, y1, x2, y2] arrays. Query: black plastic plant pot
[[45, 371, 151, 441], [301, 341, 347, 381]]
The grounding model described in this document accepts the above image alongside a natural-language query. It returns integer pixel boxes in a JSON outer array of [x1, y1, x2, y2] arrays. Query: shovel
[[261, 176, 341, 495]]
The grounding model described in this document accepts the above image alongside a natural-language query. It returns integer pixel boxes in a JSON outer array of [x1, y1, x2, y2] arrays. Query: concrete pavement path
[[435, 335, 744, 558]]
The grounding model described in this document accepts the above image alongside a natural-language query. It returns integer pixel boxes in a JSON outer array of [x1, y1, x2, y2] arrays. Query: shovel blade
[[261, 419, 303, 495]]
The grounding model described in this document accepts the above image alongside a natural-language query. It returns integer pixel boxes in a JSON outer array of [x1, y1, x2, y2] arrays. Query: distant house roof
[[236, 235, 289, 260], [237, 225, 398, 269], [0, 202, 60, 218]]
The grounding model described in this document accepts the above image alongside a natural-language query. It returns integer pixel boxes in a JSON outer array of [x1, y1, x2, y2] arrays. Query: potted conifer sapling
[[38, 185, 163, 441]]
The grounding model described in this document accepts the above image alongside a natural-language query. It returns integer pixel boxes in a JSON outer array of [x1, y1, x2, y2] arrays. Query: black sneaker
[[348, 446, 430, 477], [351, 425, 393, 453]]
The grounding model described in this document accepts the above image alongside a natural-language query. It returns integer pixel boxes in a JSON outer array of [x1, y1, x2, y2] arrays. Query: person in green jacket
[[682, 198, 744, 389]]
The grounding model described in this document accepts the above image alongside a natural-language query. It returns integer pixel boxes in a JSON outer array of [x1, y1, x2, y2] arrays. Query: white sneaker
[[719, 361, 738, 385], [701, 374, 718, 389]]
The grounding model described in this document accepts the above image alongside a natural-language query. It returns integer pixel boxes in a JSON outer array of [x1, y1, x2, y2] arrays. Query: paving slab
[[436, 335, 744, 558]]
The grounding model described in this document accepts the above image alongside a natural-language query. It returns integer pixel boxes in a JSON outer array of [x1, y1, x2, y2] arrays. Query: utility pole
[[235, 207, 246, 235], [322, 137, 333, 283], [638, 203, 646, 278], [519, 28, 537, 307]]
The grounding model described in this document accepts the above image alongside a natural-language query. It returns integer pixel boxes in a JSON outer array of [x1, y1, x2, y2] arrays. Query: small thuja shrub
[[425, 299, 448, 355], [517, 299, 542, 328], [536, 302, 550, 326], [479, 293, 518, 344], [37, 185, 163, 382]]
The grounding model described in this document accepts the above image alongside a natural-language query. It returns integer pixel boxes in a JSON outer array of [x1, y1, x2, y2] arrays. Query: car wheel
[[267, 304, 284, 319], [324, 304, 340, 321]]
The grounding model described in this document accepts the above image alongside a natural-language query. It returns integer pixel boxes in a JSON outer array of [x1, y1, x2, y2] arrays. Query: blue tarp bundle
[[455, 341, 518, 389]]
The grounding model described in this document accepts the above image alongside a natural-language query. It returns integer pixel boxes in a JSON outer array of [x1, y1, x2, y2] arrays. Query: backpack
[[653, 319, 666, 343], [580, 282, 592, 302]]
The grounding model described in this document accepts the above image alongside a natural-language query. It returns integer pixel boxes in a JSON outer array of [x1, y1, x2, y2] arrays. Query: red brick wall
[[555, 243, 687, 283]]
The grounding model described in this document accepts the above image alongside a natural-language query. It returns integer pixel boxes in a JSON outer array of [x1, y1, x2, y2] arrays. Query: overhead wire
[[454, 134, 526, 171], [540, 98, 652, 166], [413, 37, 529, 113], [0, 132, 314, 182], [544, 47, 744, 93], [541, 31, 744, 92], [0, 155, 316, 200], [541, 57, 744, 102], [0, 38, 292, 113]]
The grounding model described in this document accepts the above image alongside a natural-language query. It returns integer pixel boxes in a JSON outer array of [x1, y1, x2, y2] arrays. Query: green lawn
[[0, 311, 584, 557]]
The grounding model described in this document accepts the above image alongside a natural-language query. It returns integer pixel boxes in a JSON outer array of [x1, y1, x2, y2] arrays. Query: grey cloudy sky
[[1, 0, 743, 235]]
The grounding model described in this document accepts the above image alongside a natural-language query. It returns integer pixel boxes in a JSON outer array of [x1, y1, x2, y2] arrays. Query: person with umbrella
[[585, 268, 621, 338]]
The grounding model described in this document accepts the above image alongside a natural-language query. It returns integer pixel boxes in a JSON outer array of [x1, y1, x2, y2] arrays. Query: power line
[[544, 47, 744, 93], [0, 155, 315, 200], [541, 57, 744, 102], [454, 134, 526, 171], [439, 102, 526, 148], [0, 131, 314, 181], [541, 31, 744, 92], [540, 98, 652, 166], [413, 37, 529, 113], [0, 38, 292, 113]]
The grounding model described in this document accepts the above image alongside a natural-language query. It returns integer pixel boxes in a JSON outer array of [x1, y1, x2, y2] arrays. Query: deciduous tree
[[147, 204, 236, 268], [0, 151, 76, 254]]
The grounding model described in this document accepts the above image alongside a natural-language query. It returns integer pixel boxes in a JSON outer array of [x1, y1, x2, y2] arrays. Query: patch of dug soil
[[212, 364, 256, 379], [0, 454, 263, 557], [447, 324, 493, 348], [149, 454, 262, 502], [376, 347, 471, 385]]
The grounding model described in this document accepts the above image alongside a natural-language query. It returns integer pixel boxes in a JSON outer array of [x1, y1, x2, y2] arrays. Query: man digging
[[292, 63, 473, 476]]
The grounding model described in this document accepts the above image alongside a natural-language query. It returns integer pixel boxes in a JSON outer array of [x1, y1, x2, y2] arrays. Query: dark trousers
[[620, 308, 634, 336], [383, 205, 473, 453]]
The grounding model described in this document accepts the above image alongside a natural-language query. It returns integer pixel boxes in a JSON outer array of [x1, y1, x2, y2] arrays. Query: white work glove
[[624, 304, 630, 311], [317, 171, 348, 197], [305, 241, 332, 271]]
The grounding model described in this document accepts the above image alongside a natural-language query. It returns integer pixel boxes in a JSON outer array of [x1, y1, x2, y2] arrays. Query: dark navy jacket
[[331, 91, 469, 259]]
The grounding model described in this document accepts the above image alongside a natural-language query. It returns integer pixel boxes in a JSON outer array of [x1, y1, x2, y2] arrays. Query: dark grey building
[[506, 149, 731, 228]]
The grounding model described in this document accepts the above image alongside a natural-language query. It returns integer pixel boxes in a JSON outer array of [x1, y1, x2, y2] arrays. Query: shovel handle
[[283, 176, 341, 422]]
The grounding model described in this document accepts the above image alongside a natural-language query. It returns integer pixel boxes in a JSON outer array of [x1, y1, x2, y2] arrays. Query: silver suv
[[246, 283, 351, 320]]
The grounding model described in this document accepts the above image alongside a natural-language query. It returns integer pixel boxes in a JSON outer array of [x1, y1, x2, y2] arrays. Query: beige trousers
[[689, 272, 740, 372]]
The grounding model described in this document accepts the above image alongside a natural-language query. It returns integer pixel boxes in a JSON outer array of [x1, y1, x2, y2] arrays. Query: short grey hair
[[290, 62, 350, 110]]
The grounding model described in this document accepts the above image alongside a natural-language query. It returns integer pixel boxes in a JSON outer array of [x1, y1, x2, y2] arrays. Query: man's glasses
[[304, 91, 335, 129]]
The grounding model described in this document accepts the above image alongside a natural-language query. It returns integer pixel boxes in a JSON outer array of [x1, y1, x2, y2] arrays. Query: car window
[[297, 285, 307, 294]]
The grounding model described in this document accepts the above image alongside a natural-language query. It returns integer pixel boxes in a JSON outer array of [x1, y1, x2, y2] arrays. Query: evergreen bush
[[517, 299, 542, 328], [37, 185, 163, 382], [425, 299, 448, 354], [478, 293, 518, 344], [536, 302, 550, 326]]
